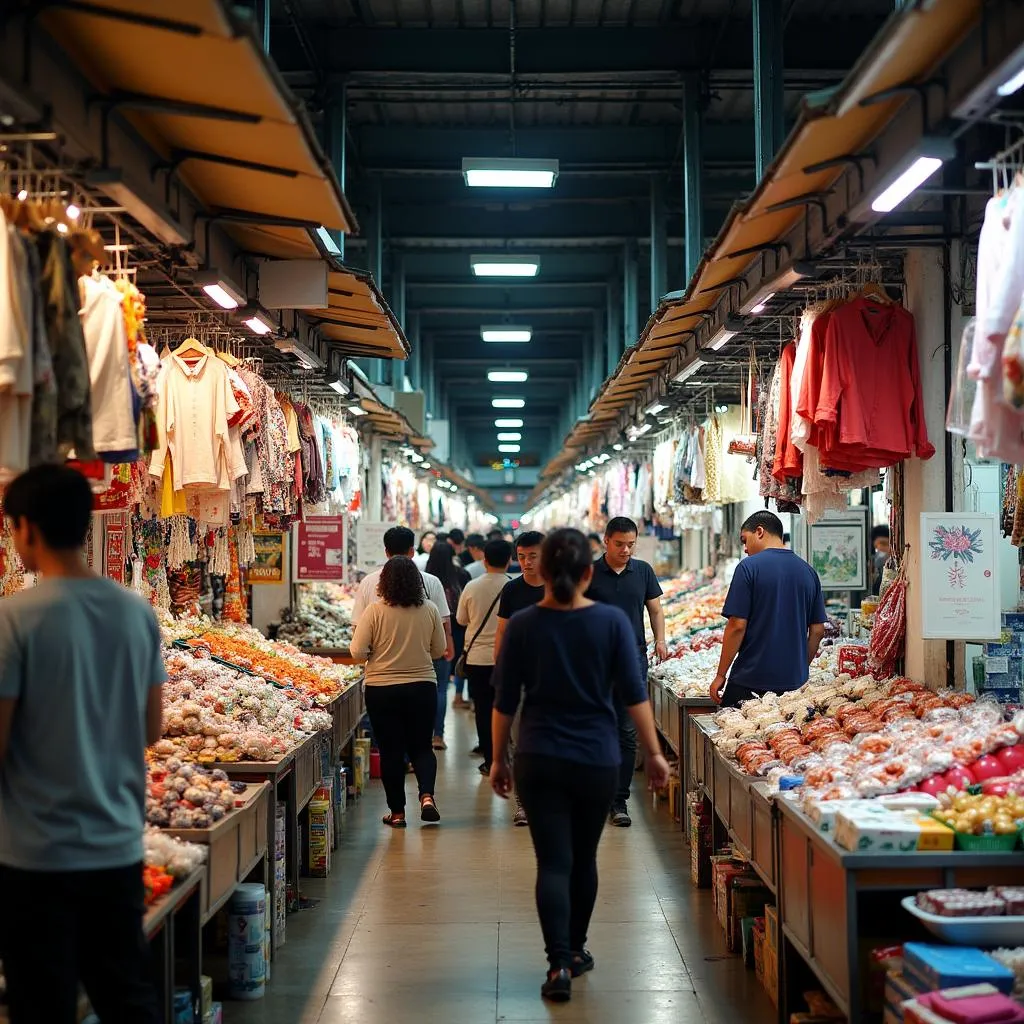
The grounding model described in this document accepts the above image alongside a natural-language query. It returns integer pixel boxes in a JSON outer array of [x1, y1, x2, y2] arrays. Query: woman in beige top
[[350, 556, 447, 827]]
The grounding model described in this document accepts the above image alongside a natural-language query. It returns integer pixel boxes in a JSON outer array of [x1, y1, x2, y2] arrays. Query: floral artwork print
[[929, 524, 984, 590]]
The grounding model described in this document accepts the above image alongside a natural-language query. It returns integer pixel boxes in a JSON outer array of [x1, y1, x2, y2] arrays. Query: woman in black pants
[[490, 529, 670, 1003], [350, 557, 447, 827]]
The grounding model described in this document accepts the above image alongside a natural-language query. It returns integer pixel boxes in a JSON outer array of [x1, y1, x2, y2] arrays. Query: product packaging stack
[[984, 612, 1024, 705], [688, 794, 712, 887], [273, 804, 287, 949], [307, 797, 332, 878], [353, 738, 371, 794]]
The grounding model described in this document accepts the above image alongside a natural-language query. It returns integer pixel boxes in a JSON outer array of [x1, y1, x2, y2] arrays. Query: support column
[[590, 309, 603, 400], [752, 0, 785, 181], [650, 176, 668, 312], [255, 0, 271, 51], [409, 312, 422, 392], [682, 73, 704, 285], [390, 253, 406, 391], [368, 434, 383, 520], [623, 240, 639, 348], [902, 247, 952, 686], [367, 179, 385, 384], [422, 333, 435, 413], [325, 82, 347, 257], [607, 281, 622, 376]]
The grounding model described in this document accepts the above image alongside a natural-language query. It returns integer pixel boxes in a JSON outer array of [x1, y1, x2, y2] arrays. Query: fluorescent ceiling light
[[422, 463, 432, 469], [244, 312, 274, 335], [497, 432, 522, 441], [346, 404, 366, 416], [199, 276, 247, 310], [613, 443, 624, 451], [471, 254, 540, 278], [325, 374, 349, 395], [482, 326, 532, 343], [315, 225, 342, 256], [487, 369, 529, 383], [856, 136, 957, 217], [998, 65, 1024, 96], [411, 452, 424, 463], [495, 418, 524, 428], [462, 157, 559, 189], [634, 423, 652, 437], [748, 291, 775, 315], [645, 401, 667, 416], [65, 203, 80, 221], [498, 444, 521, 453], [492, 397, 526, 408], [274, 337, 325, 370], [674, 357, 707, 383], [709, 325, 737, 350]]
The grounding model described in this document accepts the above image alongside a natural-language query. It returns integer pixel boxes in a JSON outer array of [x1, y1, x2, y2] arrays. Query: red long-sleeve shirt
[[772, 340, 802, 481]]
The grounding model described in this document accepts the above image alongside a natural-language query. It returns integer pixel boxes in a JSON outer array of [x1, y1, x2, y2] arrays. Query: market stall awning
[[538, 0, 983, 485], [309, 268, 411, 362], [39, 0, 355, 256], [358, 397, 432, 449]]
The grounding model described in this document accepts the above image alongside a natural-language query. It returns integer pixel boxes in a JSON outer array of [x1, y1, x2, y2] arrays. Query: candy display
[[649, 629, 724, 698], [152, 650, 332, 765], [143, 826, 208, 878], [275, 583, 356, 650], [144, 759, 247, 827], [918, 889, 1024, 917]]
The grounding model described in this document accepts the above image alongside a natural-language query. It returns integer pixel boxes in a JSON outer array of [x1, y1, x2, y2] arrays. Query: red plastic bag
[[869, 557, 907, 679]]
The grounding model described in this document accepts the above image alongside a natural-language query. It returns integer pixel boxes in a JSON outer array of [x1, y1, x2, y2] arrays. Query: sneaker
[[478, 761, 492, 776], [541, 968, 572, 1003], [432, 736, 447, 751], [570, 950, 595, 977], [513, 807, 529, 828], [609, 803, 632, 827]]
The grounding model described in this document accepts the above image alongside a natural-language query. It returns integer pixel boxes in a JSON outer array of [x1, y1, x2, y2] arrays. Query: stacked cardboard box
[[688, 794, 713, 888], [273, 804, 287, 949], [307, 798, 332, 878]]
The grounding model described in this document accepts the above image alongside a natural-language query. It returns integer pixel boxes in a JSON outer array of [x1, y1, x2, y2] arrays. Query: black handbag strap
[[463, 582, 505, 660]]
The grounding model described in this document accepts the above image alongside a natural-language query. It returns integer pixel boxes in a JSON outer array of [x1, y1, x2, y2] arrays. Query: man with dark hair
[[494, 530, 546, 826], [587, 532, 603, 560], [585, 515, 667, 827], [463, 533, 487, 578], [871, 524, 890, 596], [352, 526, 454, 661], [0, 465, 166, 1023], [448, 528, 466, 560], [487, 528, 504, 542], [710, 510, 827, 708], [457, 539, 512, 774]]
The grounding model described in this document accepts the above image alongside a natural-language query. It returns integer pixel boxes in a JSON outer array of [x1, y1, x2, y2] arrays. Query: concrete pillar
[[650, 176, 668, 312], [753, 0, 785, 181], [682, 73, 704, 285], [325, 82, 347, 257], [409, 312, 422, 392], [255, 0, 271, 51], [391, 253, 406, 391], [591, 309, 605, 400], [623, 240, 639, 347], [367, 179, 385, 384], [368, 434, 383, 520], [902, 247, 952, 686], [607, 282, 622, 374]]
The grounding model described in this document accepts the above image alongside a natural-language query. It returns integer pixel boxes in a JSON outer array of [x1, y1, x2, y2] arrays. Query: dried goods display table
[[325, 681, 365, 760], [687, 714, 1024, 1023], [143, 866, 204, 1023]]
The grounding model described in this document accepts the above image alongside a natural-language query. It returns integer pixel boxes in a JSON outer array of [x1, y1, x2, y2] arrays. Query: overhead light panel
[[324, 374, 349, 395], [422, 463, 432, 470], [495, 418, 524, 428], [492, 397, 526, 408], [471, 255, 540, 278], [645, 401, 667, 416], [346, 404, 366, 417], [411, 452, 424, 463], [613, 443, 624, 451], [84, 167, 187, 245], [498, 444, 521, 453], [852, 136, 957, 217], [273, 337, 325, 370], [999, 66, 1024, 96], [674, 357, 707, 383], [634, 423, 653, 437], [196, 272, 246, 311], [463, 157, 559, 189], [496, 432, 522, 441], [243, 312, 274, 336], [487, 369, 529, 383], [314, 225, 342, 256], [482, 326, 532, 343]]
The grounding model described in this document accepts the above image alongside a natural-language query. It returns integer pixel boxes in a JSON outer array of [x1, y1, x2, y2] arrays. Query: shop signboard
[[103, 512, 128, 584], [250, 531, 286, 585], [356, 521, 399, 570], [920, 512, 1000, 640], [295, 516, 346, 582]]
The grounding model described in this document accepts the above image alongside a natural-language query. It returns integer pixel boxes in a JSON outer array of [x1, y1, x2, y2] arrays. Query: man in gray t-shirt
[[0, 465, 166, 1024]]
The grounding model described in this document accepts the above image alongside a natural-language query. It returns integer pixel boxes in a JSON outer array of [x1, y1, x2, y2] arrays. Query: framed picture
[[920, 512, 1000, 640], [808, 512, 868, 591]]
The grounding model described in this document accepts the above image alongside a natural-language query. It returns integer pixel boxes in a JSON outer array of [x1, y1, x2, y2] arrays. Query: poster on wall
[[249, 531, 286, 585], [103, 512, 128, 584], [808, 512, 867, 591], [921, 513, 1000, 640], [356, 521, 399, 570], [295, 516, 346, 582]]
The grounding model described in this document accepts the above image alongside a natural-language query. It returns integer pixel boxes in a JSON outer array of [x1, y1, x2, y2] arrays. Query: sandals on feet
[[382, 813, 407, 829], [420, 795, 441, 823]]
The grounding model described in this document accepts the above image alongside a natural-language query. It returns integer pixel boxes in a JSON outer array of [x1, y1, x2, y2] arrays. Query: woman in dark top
[[425, 541, 470, 748], [490, 529, 670, 1004]]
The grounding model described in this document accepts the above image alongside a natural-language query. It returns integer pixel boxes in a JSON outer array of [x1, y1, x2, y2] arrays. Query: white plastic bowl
[[901, 896, 1024, 947]]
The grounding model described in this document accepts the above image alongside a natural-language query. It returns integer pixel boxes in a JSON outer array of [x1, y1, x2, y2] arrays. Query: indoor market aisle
[[229, 711, 775, 1024]]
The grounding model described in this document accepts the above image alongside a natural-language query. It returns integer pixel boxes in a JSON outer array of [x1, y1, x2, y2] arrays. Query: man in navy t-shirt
[[710, 511, 827, 708]]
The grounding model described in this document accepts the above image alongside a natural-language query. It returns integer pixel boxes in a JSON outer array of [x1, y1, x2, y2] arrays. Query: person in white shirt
[[456, 539, 511, 775], [412, 530, 437, 571], [352, 527, 454, 663], [464, 534, 487, 580]]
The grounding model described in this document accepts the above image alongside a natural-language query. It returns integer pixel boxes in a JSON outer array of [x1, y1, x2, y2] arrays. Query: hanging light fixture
[[462, 157, 559, 188]]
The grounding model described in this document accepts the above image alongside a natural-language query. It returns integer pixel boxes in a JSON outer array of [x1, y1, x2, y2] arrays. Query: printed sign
[[250, 531, 286, 585], [356, 521, 399, 570], [920, 513, 1000, 640], [103, 512, 127, 584], [295, 516, 346, 582]]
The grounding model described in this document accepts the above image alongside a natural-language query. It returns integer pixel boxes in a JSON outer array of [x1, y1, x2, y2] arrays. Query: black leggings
[[0, 862, 158, 1024], [515, 753, 619, 970], [365, 681, 438, 812], [465, 662, 495, 765]]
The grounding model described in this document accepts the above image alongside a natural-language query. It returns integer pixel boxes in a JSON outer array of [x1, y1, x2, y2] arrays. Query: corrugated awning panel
[[309, 269, 410, 361]]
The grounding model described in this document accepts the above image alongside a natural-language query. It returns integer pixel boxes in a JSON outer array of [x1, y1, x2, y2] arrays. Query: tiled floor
[[228, 707, 775, 1024]]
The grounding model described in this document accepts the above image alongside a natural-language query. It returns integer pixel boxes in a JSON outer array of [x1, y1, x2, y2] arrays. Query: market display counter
[[686, 715, 1024, 1023], [650, 679, 714, 829], [327, 681, 364, 761], [143, 866, 204, 1023], [306, 646, 357, 665], [164, 782, 272, 925]]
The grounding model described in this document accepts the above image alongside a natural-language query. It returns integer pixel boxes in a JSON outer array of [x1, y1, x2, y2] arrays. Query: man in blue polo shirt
[[711, 511, 827, 708], [585, 516, 667, 827]]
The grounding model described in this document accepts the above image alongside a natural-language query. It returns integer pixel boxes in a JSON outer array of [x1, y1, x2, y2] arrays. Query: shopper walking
[[413, 529, 437, 570], [585, 516, 668, 827], [490, 529, 670, 1004], [350, 556, 447, 827], [425, 540, 469, 749], [710, 511, 827, 708], [456, 538, 511, 774], [0, 465, 165, 1024], [494, 530, 546, 826], [463, 533, 487, 578]]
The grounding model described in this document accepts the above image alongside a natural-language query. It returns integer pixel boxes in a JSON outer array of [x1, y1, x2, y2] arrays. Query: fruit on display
[[999, 745, 1024, 773], [144, 761, 245, 828], [932, 791, 1024, 837], [968, 755, 1006, 782], [942, 765, 977, 790], [143, 865, 174, 905]]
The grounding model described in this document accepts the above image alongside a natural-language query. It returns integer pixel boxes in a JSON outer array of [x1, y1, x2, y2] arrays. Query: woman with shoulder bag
[[455, 539, 512, 776]]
